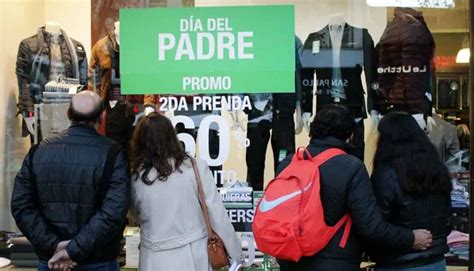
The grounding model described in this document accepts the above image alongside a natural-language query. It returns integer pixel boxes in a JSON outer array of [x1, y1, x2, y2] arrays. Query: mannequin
[[375, 8, 434, 117], [114, 21, 120, 45], [23, 22, 62, 136], [45, 21, 61, 35], [300, 15, 378, 159], [231, 36, 303, 191], [17, 22, 87, 141], [89, 21, 145, 153]]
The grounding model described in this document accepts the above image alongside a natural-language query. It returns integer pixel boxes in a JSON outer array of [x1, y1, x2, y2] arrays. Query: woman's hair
[[130, 112, 189, 184], [374, 112, 451, 195]]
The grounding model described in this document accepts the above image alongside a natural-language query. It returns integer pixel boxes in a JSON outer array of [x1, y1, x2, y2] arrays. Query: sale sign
[[120, 5, 295, 94]]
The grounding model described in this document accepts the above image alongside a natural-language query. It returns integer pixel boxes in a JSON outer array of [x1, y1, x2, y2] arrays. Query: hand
[[24, 116, 35, 135], [55, 240, 70, 253], [229, 260, 243, 271], [302, 113, 312, 133], [294, 105, 303, 135], [133, 112, 144, 126], [370, 110, 380, 132], [412, 229, 432, 250], [231, 111, 245, 132], [49, 241, 77, 271]]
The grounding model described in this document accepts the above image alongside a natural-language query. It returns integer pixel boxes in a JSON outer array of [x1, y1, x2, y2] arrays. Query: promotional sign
[[120, 5, 295, 94]]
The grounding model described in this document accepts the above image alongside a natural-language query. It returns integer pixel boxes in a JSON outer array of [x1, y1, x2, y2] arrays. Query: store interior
[[0, 0, 472, 269]]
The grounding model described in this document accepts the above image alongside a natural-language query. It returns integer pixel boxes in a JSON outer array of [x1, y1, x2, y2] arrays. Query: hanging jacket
[[16, 27, 88, 117], [429, 114, 460, 162], [375, 8, 435, 115], [300, 24, 378, 119], [245, 36, 303, 122], [88, 34, 146, 104]]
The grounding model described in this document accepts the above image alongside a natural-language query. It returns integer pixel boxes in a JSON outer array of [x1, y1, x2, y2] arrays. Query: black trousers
[[246, 116, 296, 191], [105, 102, 135, 155], [352, 119, 365, 161]]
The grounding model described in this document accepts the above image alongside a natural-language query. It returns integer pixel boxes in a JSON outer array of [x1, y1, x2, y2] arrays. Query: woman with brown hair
[[129, 113, 242, 270]]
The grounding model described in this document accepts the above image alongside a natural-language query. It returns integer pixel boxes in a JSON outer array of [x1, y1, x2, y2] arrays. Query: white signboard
[[366, 0, 455, 8]]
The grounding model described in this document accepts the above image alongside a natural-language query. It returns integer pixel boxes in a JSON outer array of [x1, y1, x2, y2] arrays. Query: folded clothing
[[447, 230, 469, 261], [10, 259, 38, 267], [10, 252, 38, 260], [8, 237, 30, 246], [448, 230, 469, 245], [43, 92, 74, 99]]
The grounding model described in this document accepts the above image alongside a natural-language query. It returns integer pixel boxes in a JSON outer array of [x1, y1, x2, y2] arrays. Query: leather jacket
[[16, 27, 88, 116]]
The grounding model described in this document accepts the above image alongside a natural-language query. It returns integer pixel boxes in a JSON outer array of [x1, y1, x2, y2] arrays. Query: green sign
[[120, 5, 295, 94]]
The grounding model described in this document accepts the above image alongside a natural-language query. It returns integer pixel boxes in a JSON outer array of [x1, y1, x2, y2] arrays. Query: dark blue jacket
[[11, 123, 130, 264]]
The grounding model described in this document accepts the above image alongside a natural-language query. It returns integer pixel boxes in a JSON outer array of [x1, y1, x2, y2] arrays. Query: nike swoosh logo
[[258, 182, 313, 213]]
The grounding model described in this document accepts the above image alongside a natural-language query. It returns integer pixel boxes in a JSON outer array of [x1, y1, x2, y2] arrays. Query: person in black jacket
[[277, 105, 432, 271], [11, 91, 130, 271], [370, 112, 452, 271]]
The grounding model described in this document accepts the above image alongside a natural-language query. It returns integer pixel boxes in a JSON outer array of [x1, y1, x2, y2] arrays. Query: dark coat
[[375, 8, 435, 115], [300, 24, 378, 118], [16, 27, 88, 116], [369, 166, 452, 268], [16, 27, 88, 137], [11, 124, 130, 264], [277, 137, 414, 271]]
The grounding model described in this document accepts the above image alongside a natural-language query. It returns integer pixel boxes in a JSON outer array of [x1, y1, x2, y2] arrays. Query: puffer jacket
[[11, 123, 130, 264], [369, 166, 452, 268], [376, 8, 435, 115], [16, 27, 88, 117], [277, 137, 414, 271]]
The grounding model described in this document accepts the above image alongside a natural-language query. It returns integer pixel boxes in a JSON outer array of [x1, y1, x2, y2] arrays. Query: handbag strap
[[191, 158, 214, 239]]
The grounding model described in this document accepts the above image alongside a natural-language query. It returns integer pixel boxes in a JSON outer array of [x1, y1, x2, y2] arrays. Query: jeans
[[39, 260, 119, 271], [375, 259, 446, 271]]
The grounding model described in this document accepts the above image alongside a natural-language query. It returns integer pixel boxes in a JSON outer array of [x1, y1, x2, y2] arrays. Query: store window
[[0, 0, 471, 270]]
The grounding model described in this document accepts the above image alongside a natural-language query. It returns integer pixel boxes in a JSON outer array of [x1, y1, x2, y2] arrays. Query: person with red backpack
[[253, 105, 432, 271]]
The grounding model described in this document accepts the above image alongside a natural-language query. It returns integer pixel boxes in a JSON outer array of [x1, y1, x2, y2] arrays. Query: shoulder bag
[[191, 158, 230, 269]]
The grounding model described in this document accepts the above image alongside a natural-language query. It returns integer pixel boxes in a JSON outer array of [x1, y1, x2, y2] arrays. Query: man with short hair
[[277, 105, 432, 271], [11, 91, 130, 271]]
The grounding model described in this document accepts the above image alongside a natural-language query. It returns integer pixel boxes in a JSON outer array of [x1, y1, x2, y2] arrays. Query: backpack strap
[[333, 214, 352, 248], [313, 148, 346, 166], [97, 143, 122, 205], [314, 148, 352, 248]]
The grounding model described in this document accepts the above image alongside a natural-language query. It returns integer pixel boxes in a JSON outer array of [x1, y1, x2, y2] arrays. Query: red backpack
[[252, 148, 352, 262]]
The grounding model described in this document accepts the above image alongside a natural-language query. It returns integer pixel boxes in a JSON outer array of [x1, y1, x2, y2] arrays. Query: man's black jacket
[[11, 123, 130, 264], [277, 137, 414, 271]]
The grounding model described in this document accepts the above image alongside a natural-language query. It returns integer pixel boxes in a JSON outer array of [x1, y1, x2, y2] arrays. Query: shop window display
[[0, 0, 472, 270]]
